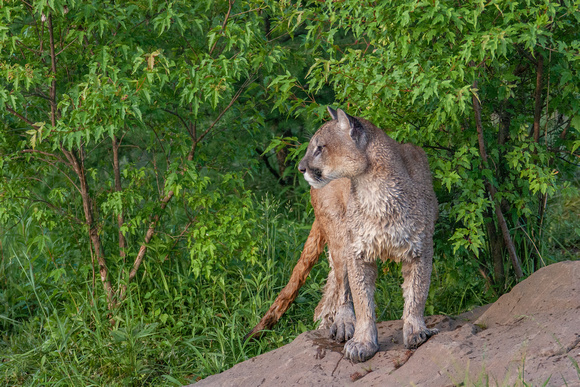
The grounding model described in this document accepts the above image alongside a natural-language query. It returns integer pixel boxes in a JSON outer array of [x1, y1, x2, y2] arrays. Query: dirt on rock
[[191, 261, 580, 386]]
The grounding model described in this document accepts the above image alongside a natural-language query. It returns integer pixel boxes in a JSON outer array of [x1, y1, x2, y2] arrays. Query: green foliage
[[0, 0, 298, 301], [0, 196, 316, 385], [277, 0, 580, 282], [0, 0, 578, 385], [185, 171, 259, 278]]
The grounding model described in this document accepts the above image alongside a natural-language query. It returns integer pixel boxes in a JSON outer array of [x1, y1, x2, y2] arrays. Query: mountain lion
[[247, 107, 438, 363]]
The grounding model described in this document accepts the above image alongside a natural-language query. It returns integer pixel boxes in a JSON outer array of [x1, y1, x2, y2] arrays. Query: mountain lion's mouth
[[304, 170, 328, 189]]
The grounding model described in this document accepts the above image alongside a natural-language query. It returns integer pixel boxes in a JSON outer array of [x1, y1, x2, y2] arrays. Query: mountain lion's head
[[298, 107, 369, 189]]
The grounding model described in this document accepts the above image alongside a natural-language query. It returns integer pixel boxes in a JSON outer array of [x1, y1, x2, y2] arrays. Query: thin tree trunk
[[533, 52, 546, 269], [472, 80, 524, 280], [559, 119, 571, 140], [112, 135, 126, 261], [498, 101, 512, 217], [49, 13, 115, 303], [65, 148, 115, 304], [48, 14, 58, 126], [533, 53, 544, 143], [484, 207, 505, 286], [116, 69, 258, 303]]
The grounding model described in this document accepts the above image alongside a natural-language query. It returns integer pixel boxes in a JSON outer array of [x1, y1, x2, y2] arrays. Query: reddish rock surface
[[192, 261, 580, 386]]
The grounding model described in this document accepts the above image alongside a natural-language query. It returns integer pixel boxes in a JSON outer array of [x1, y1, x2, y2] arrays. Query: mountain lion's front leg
[[343, 255, 379, 363], [401, 245, 438, 349]]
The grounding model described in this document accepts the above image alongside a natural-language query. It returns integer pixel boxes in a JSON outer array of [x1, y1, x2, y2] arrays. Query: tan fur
[[244, 180, 348, 340], [247, 108, 438, 363]]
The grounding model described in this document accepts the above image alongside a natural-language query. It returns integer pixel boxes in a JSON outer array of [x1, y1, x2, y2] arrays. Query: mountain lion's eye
[[314, 145, 324, 156]]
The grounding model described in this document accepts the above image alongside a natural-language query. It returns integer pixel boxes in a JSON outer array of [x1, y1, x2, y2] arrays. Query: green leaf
[[571, 115, 580, 132]]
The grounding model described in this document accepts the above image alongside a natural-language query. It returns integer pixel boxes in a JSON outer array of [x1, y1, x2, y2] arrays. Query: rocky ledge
[[193, 261, 580, 386]]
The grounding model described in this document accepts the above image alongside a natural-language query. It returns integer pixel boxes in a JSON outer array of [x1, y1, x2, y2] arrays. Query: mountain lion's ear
[[327, 106, 338, 120], [336, 108, 367, 149], [336, 108, 351, 132]]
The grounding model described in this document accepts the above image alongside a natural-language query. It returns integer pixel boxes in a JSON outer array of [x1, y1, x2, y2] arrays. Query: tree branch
[[209, 0, 234, 56], [472, 78, 523, 280], [112, 136, 126, 261], [19, 0, 33, 8], [15, 152, 80, 194], [118, 191, 175, 301], [533, 52, 544, 143], [255, 147, 282, 180], [559, 117, 571, 140], [543, 50, 551, 146], [56, 36, 78, 56], [188, 71, 257, 160], [20, 148, 68, 165], [25, 91, 52, 101], [13, 196, 82, 224], [162, 220, 194, 262], [15, 39, 40, 55], [147, 122, 170, 167], [66, 147, 115, 305], [5, 106, 39, 128], [48, 14, 58, 126], [162, 108, 191, 137]]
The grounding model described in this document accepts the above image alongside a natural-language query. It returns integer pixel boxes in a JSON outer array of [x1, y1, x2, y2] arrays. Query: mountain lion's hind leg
[[328, 249, 355, 342], [314, 250, 356, 342], [314, 251, 339, 329], [401, 248, 438, 349]]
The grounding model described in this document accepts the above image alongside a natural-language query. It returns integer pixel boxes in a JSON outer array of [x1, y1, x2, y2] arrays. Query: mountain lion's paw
[[329, 305, 356, 342], [343, 338, 379, 363], [404, 327, 438, 349]]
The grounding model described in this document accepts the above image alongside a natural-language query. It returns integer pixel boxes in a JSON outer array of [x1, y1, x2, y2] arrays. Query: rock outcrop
[[193, 261, 580, 386]]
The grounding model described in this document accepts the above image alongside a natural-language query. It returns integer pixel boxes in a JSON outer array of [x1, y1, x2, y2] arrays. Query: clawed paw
[[404, 327, 438, 349], [343, 339, 379, 363], [330, 318, 355, 342], [329, 305, 356, 342]]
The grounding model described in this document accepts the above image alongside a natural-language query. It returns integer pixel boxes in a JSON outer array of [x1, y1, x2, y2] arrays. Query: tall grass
[[1, 191, 578, 386], [0, 196, 321, 385]]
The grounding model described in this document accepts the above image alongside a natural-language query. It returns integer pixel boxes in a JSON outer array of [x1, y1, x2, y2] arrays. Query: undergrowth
[[1, 191, 578, 386]]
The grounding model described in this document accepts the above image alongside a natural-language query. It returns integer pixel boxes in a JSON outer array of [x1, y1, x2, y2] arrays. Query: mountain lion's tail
[[244, 219, 326, 340]]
